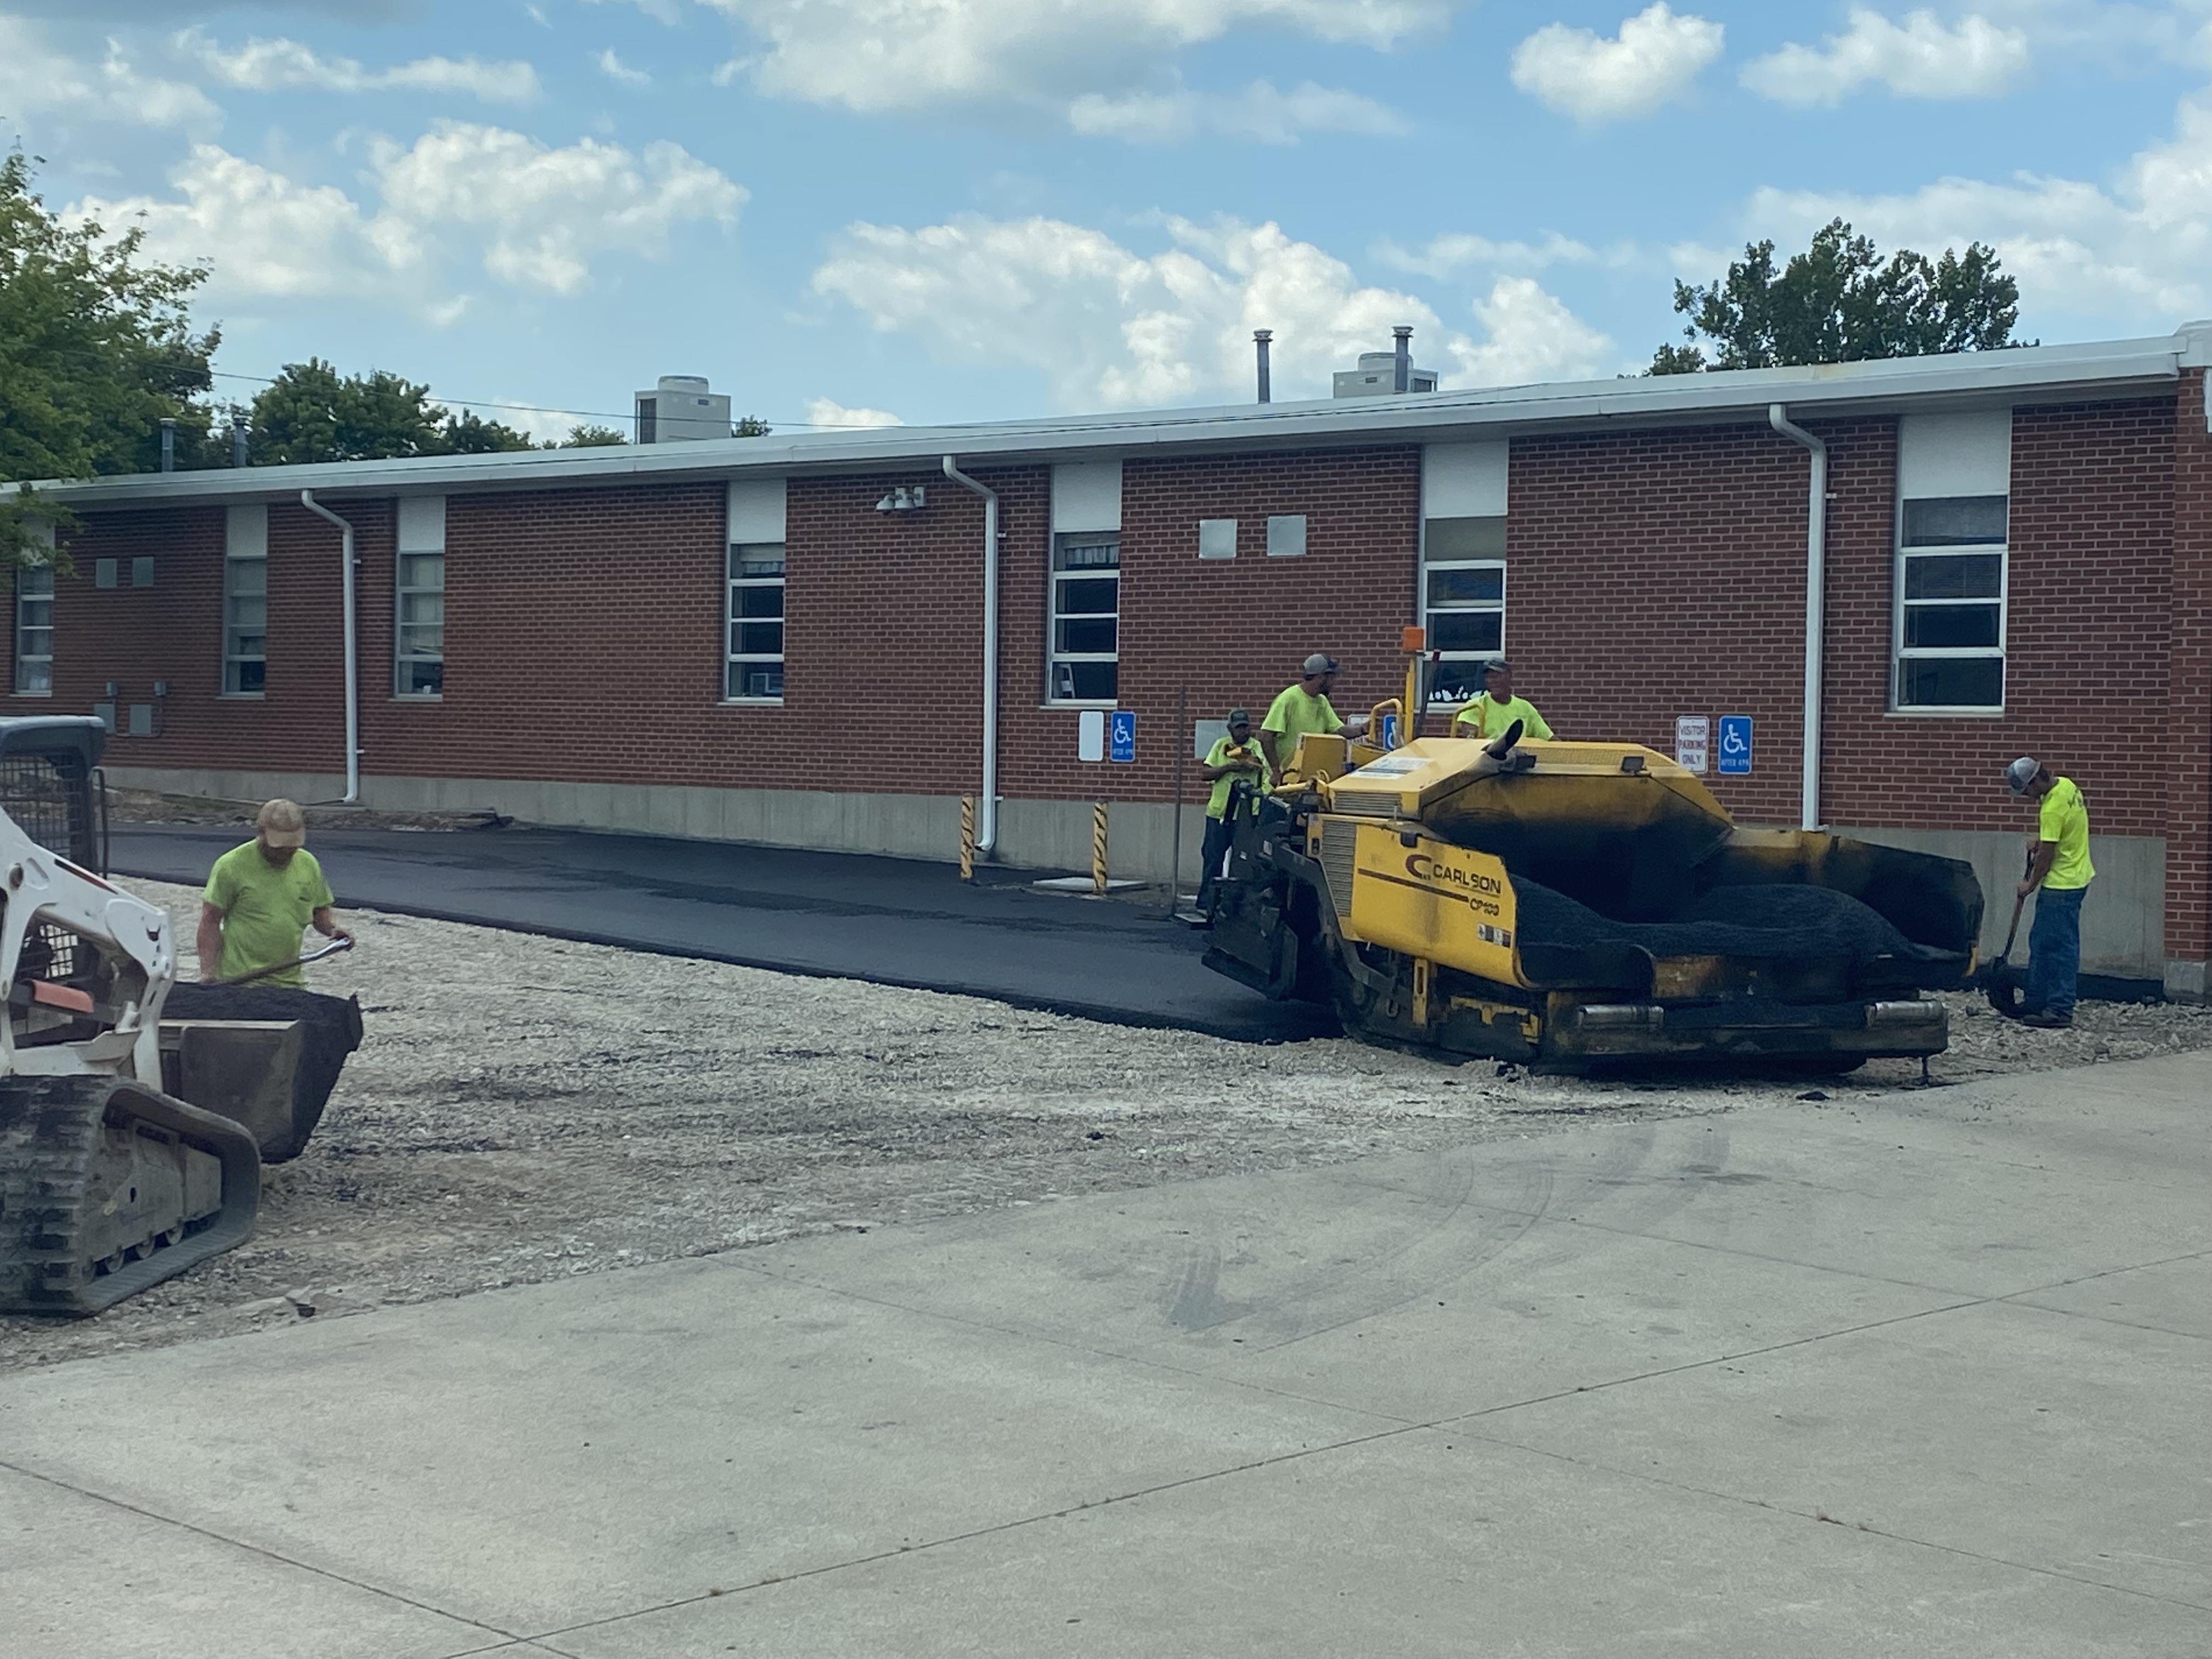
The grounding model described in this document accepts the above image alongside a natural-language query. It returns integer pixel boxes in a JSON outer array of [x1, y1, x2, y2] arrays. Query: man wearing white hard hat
[[2004, 757, 2094, 1029]]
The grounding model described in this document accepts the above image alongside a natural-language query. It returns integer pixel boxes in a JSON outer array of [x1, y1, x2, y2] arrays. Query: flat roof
[[13, 323, 2210, 512]]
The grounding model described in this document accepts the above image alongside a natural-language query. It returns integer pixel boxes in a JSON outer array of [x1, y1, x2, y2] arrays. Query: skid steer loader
[[1203, 640, 1984, 1072], [0, 717, 359, 1314]]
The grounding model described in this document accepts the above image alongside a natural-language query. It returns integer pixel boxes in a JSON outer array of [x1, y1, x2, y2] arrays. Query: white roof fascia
[[7, 330, 2188, 513]]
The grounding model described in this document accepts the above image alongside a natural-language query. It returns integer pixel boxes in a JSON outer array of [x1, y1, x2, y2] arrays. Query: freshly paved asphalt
[[5, 1053, 2204, 1657], [111, 826, 1334, 1043]]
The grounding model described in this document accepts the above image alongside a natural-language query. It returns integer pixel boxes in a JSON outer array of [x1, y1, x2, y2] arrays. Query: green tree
[[439, 408, 538, 454], [1649, 218, 2024, 374], [558, 423, 629, 448], [1, 149, 223, 565], [732, 415, 772, 437], [246, 360, 540, 462]]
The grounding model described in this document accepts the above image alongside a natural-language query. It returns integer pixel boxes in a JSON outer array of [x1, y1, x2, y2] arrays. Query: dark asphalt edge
[[112, 865, 1338, 1047]]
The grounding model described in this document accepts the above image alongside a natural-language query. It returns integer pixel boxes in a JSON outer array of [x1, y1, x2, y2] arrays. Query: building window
[[223, 547, 267, 695], [13, 564, 53, 696], [726, 542, 785, 701], [1420, 515, 1505, 709], [1049, 532, 1119, 703], [1895, 494, 2006, 710], [396, 551, 444, 696]]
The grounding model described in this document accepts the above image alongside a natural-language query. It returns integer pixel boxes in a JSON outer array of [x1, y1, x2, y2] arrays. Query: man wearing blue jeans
[[2005, 756, 2095, 1029]]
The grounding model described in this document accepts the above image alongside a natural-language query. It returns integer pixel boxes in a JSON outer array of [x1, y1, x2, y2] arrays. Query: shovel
[[1982, 848, 2033, 1019], [212, 936, 354, 989]]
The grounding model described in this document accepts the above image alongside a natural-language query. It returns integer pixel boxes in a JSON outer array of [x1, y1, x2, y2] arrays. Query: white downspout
[[1768, 405, 1826, 832], [941, 456, 999, 854], [298, 490, 361, 804]]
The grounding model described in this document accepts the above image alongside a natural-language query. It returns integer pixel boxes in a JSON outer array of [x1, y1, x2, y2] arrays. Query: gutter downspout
[[298, 490, 362, 804], [1768, 405, 1826, 832], [941, 457, 999, 855]]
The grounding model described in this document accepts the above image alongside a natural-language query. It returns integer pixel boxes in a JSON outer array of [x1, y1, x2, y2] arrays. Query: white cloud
[[68, 123, 744, 308], [1510, 3, 1724, 123], [1742, 9, 2030, 106], [1376, 230, 1598, 277], [596, 48, 653, 87], [1457, 277, 1616, 385], [176, 28, 542, 103], [804, 397, 904, 427], [1066, 79, 1404, 143], [811, 212, 1611, 408], [699, 0, 1453, 123], [0, 17, 221, 133], [1740, 86, 2212, 325]]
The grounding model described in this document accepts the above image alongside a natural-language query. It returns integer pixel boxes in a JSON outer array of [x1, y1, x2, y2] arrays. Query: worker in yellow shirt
[[198, 799, 354, 988], [1260, 653, 1368, 783], [2004, 756, 2095, 1029], [1452, 657, 1554, 742], [1197, 707, 1266, 913]]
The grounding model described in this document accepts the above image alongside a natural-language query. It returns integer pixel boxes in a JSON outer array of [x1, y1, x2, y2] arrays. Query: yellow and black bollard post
[[1092, 802, 1109, 896], [959, 795, 976, 882]]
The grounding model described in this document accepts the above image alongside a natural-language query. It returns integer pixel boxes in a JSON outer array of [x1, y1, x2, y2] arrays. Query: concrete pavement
[[2, 1052, 2205, 1657], [110, 826, 1332, 1043]]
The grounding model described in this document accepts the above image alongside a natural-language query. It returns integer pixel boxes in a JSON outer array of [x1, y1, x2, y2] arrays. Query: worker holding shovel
[[2003, 757, 2094, 1029], [197, 798, 355, 988]]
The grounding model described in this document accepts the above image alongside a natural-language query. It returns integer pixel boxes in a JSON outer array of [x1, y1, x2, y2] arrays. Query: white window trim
[[1419, 513, 1506, 710], [13, 560, 54, 697], [394, 550, 444, 699], [724, 541, 786, 704], [1047, 531, 1119, 707], [1892, 499, 2008, 716], [221, 549, 267, 698]]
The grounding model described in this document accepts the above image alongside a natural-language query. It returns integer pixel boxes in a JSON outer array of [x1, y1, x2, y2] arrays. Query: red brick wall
[[2170, 368, 2211, 968]]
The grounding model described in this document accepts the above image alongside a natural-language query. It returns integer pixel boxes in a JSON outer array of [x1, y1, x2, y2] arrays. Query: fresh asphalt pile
[[4, 879, 2207, 1372], [1514, 878, 1948, 964]]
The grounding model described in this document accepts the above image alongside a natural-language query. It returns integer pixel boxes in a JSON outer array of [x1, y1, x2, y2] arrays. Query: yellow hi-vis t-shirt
[[2038, 776, 2095, 890], [203, 842, 334, 988], [1203, 736, 1268, 819], [1452, 693, 1553, 741], [1262, 684, 1344, 754]]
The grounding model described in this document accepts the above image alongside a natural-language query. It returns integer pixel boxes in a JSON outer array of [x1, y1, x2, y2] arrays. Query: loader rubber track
[[0, 1075, 260, 1316]]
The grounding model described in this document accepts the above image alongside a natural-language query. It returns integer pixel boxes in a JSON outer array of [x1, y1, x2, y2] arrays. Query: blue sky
[[4, 1, 2208, 438]]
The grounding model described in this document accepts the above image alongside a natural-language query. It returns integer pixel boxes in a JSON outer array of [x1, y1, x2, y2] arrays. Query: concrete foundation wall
[[107, 767, 1212, 888], [1835, 825, 2169, 986]]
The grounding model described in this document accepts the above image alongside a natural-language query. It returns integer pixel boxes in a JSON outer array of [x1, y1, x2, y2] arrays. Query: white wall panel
[[726, 477, 787, 543], [225, 504, 267, 560], [1897, 411, 2012, 499], [1052, 461, 1122, 532], [1421, 442, 1509, 519], [396, 496, 445, 552]]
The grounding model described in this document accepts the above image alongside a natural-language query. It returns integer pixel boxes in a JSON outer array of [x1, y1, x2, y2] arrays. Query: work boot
[[2020, 1009, 2073, 1029]]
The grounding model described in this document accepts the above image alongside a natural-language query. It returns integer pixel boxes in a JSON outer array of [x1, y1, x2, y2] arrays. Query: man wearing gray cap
[[1260, 653, 1368, 783], [2005, 756, 2095, 1029]]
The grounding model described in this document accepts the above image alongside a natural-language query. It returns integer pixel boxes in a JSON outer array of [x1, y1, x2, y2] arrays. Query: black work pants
[[1197, 815, 1234, 911]]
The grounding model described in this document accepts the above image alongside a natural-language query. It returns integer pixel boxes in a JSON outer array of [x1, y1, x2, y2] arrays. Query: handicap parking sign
[[1717, 715, 1752, 775], [1109, 709, 1136, 763], [1376, 711, 1401, 750]]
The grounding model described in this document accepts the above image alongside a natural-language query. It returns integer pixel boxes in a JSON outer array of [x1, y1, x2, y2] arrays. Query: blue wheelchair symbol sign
[[1109, 709, 1136, 763], [1376, 712, 1401, 750], [1717, 715, 1752, 775]]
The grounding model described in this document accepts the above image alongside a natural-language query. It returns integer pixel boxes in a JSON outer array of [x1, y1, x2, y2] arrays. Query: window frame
[[1418, 516, 1507, 712], [1047, 530, 1120, 706], [13, 561, 54, 697], [724, 540, 786, 703], [1892, 494, 2008, 715], [394, 549, 445, 698], [222, 545, 268, 697]]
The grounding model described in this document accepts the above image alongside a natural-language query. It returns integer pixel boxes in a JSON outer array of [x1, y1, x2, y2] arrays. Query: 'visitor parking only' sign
[[1674, 716, 1709, 773]]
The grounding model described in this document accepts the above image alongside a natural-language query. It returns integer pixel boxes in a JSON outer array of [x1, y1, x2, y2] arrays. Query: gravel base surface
[[7, 881, 2207, 1372]]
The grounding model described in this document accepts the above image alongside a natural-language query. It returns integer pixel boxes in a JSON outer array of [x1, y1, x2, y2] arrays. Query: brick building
[[9, 324, 2210, 998]]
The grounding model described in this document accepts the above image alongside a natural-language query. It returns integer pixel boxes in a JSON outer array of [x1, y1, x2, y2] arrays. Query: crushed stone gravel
[[5, 879, 2207, 1372]]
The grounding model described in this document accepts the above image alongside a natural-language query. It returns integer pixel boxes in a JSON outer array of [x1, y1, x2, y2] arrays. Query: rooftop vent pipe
[[1254, 330, 1273, 404], [1392, 326, 1413, 394], [159, 419, 175, 474]]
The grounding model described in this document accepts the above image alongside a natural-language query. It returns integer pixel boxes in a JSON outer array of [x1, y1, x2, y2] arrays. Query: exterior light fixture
[[874, 485, 927, 512]]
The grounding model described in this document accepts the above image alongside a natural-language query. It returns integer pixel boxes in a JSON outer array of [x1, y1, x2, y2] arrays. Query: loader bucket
[[160, 984, 363, 1164]]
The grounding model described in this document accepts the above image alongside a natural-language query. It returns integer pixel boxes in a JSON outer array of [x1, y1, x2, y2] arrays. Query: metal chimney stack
[[1254, 330, 1273, 404], [1392, 326, 1413, 394], [159, 417, 176, 473], [232, 415, 250, 469]]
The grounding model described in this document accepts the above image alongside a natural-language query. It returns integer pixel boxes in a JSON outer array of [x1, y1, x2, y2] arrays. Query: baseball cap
[[1301, 653, 1339, 676], [2004, 757, 2040, 796], [1482, 657, 1512, 675], [256, 797, 307, 848], [1226, 707, 1251, 725]]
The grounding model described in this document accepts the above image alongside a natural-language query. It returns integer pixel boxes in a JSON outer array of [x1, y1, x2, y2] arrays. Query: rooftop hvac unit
[[634, 374, 733, 443]]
